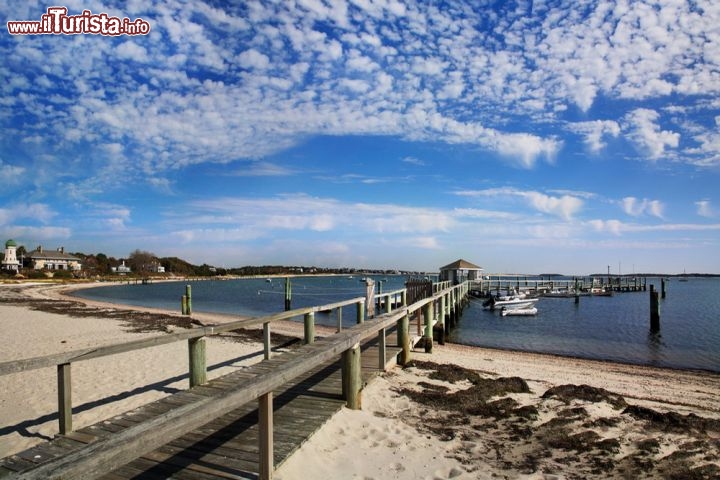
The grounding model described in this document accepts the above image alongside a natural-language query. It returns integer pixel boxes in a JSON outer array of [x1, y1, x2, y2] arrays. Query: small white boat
[[490, 297, 539, 310], [502, 307, 538, 316]]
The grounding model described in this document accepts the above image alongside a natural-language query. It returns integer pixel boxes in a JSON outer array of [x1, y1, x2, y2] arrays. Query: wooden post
[[397, 313, 411, 366], [650, 285, 660, 331], [378, 327, 387, 371], [284, 277, 292, 311], [304, 312, 315, 344], [263, 322, 271, 360], [188, 337, 207, 387], [365, 279, 375, 319], [341, 343, 362, 410], [661, 278, 666, 299], [356, 300, 364, 324], [181, 295, 188, 315], [336, 306, 343, 332], [423, 302, 433, 353], [438, 294, 446, 345], [574, 278, 580, 305], [384, 294, 392, 313], [401, 289, 407, 307], [185, 284, 192, 315], [259, 392, 273, 480], [58, 363, 72, 435]]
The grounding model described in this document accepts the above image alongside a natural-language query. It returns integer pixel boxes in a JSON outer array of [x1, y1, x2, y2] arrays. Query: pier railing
[[471, 275, 648, 295], [0, 280, 470, 480]]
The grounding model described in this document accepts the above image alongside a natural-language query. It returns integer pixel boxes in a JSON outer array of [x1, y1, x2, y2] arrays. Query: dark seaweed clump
[[623, 405, 720, 435], [542, 384, 628, 410], [400, 360, 533, 420]]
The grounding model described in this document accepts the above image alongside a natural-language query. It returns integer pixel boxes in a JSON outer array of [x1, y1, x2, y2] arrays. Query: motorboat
[[484, 295, 538, 311], [501, 307, 538, 316]]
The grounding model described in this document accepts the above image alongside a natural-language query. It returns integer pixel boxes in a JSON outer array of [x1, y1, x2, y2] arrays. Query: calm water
[[74, 276, 720, 373]]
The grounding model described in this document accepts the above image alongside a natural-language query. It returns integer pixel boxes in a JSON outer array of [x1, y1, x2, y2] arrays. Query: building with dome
[[2, 239, 21, 273]]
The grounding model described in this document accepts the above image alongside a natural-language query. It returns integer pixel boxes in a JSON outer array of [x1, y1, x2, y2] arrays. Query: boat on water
[[484, 295, 539, 311], [501, 306, 538, 316]]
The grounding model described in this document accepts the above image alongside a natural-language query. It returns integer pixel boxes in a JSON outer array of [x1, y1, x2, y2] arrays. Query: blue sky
[[1, 0, 719, 274]]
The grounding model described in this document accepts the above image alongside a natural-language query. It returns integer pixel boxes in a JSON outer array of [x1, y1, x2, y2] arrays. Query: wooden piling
[[397, 313, 411, 366], [423, 301, 433, 353], [661, 278, 666, 299], [185, 284, 192, 315], [181, 295, 188, 315], [341, 343, 362, 410], [284, 277, 292, 311], [650, 285, 660, 331]]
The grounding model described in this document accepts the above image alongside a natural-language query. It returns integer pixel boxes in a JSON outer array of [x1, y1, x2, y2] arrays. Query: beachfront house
[[2, 239, 21, 273], [439, 259, 483, 285], [26, 245, 82, 271], [111, 260, 132, 274]]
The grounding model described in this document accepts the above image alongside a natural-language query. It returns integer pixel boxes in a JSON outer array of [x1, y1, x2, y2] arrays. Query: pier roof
[[440, 259, 482, 271]]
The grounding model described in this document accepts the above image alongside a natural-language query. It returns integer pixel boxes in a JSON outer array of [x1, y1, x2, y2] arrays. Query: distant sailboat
[[679, 269, 689, 282]]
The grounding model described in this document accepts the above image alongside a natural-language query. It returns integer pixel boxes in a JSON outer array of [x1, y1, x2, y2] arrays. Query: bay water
[[73, 275, 720, 373]]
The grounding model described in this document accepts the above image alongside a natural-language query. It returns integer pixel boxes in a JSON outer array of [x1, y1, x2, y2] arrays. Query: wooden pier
[[471, 275, 648, 296], [0, 280, 468, 480]]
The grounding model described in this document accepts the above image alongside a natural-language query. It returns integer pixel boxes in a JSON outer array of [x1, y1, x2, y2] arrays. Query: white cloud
[[0, 161, 25, 183], [696, 200, 714, 218], [621, 197, 664, 218], [568, 120, 621, 153], [624, 109, 680, 160], [456, 188, 583, 220], [238, 49, 270, 70]]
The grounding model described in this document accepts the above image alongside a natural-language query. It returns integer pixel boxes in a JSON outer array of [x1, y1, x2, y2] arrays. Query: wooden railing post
[[336, 306, 343, 332], [185, 284, 192, 315], [259, 392, 274, 480], [439, 294, 446, 345], [378, 327, 387, 371], [304, 312, 315, 344], [384, 294, 391, 313], [188, 337, 207, 388], [263, 322, 271, 360], [397, 312, 411, 366], [341, 343, 362, 410], [365, 279, 375, 319], [356, 300, 364, 324], [58, 363, 72, 435], [423, 302, 433, 353]]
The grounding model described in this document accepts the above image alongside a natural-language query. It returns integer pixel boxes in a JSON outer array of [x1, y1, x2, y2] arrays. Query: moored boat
[[501, 307, 538, 316]]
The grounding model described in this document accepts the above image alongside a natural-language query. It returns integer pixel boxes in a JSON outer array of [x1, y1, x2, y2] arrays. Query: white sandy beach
[[1, 282, 718, 479]]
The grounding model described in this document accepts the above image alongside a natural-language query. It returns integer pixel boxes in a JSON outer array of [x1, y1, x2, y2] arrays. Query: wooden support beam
[[336, 306, 343, 332], [304, 312, 315, 344], [378, 327, 386, 371], [188, 337, 207, 388], [259, 392, 274, 480], [341, 343, 362, 410], [57, 363, 72, 435], [397, 313, 411, 366], [263, 322, 271, 360], [423, 302, 433, 353]]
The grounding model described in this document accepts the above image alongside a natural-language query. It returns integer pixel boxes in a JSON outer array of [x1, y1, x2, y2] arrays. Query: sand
[[1, 281, 719, 479]]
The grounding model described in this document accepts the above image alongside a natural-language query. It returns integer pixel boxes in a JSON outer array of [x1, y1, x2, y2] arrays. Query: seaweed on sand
[[542, 384, 628, 409]]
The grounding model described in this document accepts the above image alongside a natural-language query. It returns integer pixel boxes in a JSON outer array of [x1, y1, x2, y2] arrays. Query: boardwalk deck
[[0, 333, 403, 480]]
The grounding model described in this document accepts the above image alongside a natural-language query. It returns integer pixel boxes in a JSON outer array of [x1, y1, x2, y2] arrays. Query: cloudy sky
[[1, 0, 719, 274]]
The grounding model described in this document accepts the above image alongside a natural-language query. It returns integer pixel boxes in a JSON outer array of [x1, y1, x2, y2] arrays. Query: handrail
[[2, 281, 471, 480], [0, 296, 365, 377]]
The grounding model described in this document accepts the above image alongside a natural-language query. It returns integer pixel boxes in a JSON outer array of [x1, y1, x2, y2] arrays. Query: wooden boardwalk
[[0, 334, 402, 480]]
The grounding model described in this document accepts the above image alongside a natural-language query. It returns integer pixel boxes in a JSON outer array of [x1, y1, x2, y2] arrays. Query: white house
[[2, 239, 20, 273], [111, 261, 132, 274]]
